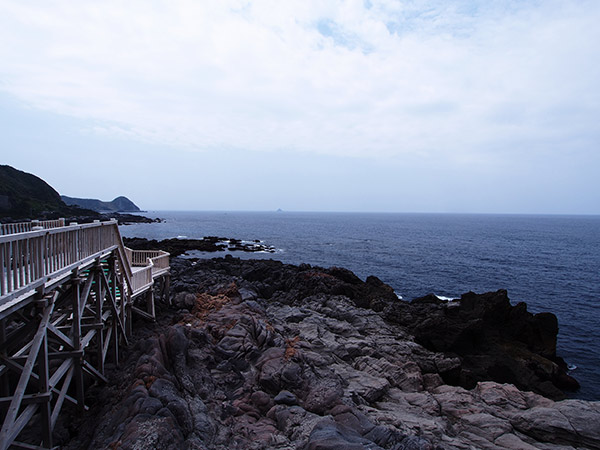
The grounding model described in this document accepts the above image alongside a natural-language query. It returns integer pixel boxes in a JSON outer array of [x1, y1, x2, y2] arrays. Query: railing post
[[146, 289, 155, 320]]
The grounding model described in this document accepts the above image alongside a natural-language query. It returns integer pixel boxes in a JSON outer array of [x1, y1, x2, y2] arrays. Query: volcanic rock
[[57, 257, 598, 450]]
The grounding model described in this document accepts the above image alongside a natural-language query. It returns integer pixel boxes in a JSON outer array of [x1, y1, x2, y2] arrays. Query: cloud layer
[[1, 0, 599, 167]]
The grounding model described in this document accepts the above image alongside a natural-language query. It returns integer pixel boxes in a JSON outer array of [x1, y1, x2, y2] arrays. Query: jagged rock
[[58, 257, 598, 450], [387, 289, 579, 399]]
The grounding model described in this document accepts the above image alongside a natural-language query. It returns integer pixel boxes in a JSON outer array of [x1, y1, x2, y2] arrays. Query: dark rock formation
[[123, 237, 276, 257], [57, 257, 598, 450], [110, 213, 162, 225], [386, 290, 579, 399]]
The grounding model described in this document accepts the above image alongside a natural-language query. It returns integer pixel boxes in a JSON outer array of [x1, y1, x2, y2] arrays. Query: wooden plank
[[2, 404, 37, 449], [81, 360, 108, 383], [38, 327, 52, 448], [9, 440, 51, 450], [0, 392, 51, 405], [47, 323, 74, 349], [50, 366, 74, 430], [102, 326, 112, 362], [131, 305, 156, 322]]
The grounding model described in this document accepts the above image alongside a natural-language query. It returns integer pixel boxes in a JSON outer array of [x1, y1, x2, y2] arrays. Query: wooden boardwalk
[[0, 219, 169, 449]]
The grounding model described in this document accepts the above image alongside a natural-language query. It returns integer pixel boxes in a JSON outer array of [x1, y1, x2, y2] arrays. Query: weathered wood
[[0, 294, 55, 450], [0, 219, 169, 448], [131, 305, 156, 322], [50, 366, 73, 430]]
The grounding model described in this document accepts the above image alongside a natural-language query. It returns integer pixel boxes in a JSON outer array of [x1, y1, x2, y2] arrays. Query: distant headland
[[61, 194, 141, 213], [0, 165, 157, 224]]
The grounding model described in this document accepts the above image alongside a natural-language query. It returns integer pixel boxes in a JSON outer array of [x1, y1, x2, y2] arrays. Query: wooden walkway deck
[[0, 219, 169, 449]]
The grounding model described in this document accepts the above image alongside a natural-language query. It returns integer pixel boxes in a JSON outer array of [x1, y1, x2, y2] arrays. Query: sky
[[1, 0, 599, 214]]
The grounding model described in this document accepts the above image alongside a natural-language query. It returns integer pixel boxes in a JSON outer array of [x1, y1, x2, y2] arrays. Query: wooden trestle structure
[[0, 219, 169, 449]]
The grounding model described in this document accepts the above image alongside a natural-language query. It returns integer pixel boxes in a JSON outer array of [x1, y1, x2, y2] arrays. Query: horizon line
[[132, 209, 600, 217]]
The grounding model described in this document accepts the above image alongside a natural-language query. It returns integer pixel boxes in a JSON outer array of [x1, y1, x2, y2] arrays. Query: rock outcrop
[[388, 290, 580, 399], [58, 257, 599, 450], [123, 237, 276, 257]]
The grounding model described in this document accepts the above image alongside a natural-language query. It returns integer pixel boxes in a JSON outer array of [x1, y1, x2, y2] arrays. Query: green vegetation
[[0, 165, 98, 220]]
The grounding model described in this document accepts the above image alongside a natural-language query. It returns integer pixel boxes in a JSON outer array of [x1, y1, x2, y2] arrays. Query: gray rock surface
[[59, 257, 600, 449]]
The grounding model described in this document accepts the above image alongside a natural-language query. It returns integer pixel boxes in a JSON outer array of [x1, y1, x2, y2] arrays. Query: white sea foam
[[436, 295, 457, 302], [394, 292, 403, 300], [176, 235, 188, 239]]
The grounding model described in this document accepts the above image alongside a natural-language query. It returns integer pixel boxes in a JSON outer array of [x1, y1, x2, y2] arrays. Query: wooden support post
[[119, 275, 126, 344], [94, 261, 105, 376], [38, 316, 52, 448], [162, 274, 171, 305], [71, 273, 85, 410], [146, 289, 155, 320], [109, 256, 119, 366], [126, 303, 133, 339]]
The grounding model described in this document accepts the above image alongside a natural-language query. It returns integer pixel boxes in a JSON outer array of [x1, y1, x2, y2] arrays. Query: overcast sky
[[1, 0, 599, 214]]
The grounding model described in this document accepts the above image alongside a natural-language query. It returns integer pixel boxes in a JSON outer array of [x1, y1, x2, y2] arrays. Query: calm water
[[120, 211, 600, 400]]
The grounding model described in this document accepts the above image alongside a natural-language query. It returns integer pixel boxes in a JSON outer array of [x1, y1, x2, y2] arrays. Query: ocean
[[119, 211, 600, 401]]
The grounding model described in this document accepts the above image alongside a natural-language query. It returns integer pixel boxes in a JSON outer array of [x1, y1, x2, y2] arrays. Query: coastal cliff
[[59, 257, 600, 449]]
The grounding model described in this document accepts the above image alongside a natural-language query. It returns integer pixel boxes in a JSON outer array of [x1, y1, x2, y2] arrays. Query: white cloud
[[0, 0, 599, 164]]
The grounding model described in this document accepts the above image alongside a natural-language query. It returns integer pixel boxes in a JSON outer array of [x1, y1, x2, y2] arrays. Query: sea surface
[[120, 211, 600, 401]]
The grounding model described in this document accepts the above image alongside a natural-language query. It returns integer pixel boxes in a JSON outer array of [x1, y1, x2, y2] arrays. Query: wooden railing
[[149, 252, 169, 276], [0, 219, 170, 449], [123, 249, 169, 294], [0, 220, 169, 306], [0, 218, 66, 236], [130, 264, 153, 294]]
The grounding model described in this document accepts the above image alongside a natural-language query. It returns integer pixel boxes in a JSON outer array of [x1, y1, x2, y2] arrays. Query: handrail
[[124, 248, 169, 293], [126, 249, 164, 266], [0, 220, 168, 305], [0, 218, 66, 236]]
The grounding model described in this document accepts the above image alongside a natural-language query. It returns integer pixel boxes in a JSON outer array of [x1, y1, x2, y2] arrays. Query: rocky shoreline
[[58, 257, 600, 449], [123, 237, 277, 257]]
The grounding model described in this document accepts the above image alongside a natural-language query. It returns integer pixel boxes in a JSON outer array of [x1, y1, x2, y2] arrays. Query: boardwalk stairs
[[0, 219, 169, 449]]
